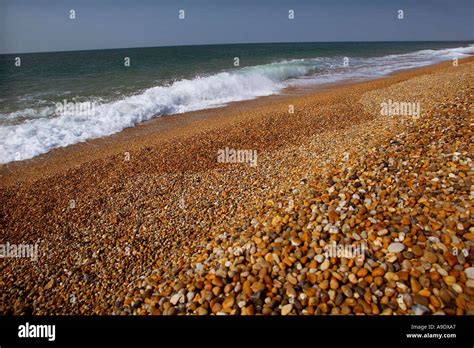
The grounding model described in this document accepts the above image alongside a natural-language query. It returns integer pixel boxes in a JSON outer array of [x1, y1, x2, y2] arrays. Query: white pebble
[[388, 242, 405, 253], [465, 267, 474, 280]]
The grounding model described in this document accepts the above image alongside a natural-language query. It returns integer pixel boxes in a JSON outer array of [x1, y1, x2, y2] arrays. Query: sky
[[0, 0, 473, 54]]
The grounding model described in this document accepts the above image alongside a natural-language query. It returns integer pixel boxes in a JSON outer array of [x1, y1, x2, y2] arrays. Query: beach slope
[[0, 58, 473, 315]]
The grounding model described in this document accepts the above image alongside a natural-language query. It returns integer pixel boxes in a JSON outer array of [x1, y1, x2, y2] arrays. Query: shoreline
[[1, 57, 472, 187], [0, 57, 472, 315]]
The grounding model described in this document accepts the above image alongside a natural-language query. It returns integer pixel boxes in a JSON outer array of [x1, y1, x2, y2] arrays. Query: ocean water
[[0, 41, 473, 164]]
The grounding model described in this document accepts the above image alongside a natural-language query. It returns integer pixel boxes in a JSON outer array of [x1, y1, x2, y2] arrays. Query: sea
[[0, 41, 473, 164]]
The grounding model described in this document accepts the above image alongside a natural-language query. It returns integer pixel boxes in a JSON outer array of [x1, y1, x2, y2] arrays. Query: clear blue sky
[[1, 0, 473, 54]]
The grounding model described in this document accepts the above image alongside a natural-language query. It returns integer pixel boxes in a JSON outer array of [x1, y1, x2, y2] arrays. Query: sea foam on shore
[[1, 44, 473, 164]]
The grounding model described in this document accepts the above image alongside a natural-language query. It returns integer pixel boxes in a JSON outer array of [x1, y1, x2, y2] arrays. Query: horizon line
[[2, 39, 473, 56]]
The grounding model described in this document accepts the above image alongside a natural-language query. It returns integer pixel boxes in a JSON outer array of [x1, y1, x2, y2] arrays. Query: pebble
[[320, 259, 330, 271], [377, 229, 389, 236], [223, 296, 235, 310], [411, 278, 422, 293], [439, 289, 452, 303], [372, 267, 385, 277], [411, 244, 423, 257], [287, 274, 298, 285], [423, 250, 438, 263], [413, 294, 429, 307], [348, 274, 358, 284], [197, 307, 208, 315], [412, 304, 430, 315], [385, 272, 399, 281], [451, 284, 463, 294], [388, 243, 405, 253], [464, 268, 474, 280], [251, 282, 265, 293], [281, 304, 293, 316], [170, 293, 183, 306], [341, 285, 353, 298], [444, 276, 456, 286]]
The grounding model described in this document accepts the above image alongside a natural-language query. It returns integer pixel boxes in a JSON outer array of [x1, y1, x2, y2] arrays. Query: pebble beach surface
[[0, 58, 472, 315]]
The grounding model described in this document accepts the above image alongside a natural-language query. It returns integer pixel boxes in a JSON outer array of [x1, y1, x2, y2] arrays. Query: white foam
[[1, 45, 472, 164]]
